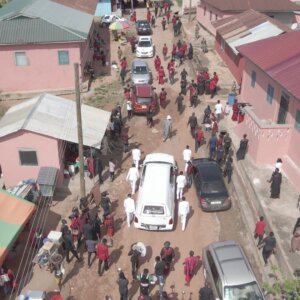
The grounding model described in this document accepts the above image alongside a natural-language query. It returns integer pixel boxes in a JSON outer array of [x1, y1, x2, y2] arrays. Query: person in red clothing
[[212, 71, 219, 84], [169, 64, 175, 85], [103, 213, 114, 237], [158, 66, 165, 85], [254, 216, 266, 246], [97, 238, 109, 276], [154, 55, 161, 72], [162, 44, 168, 60], [146, 9, 151, 23], [183, 251, 198, 284], [163, 1, 168, 13], [194, 126, 204, 153], [188, 80, 197, 107], [232, 99, 239, 121], [209, 79, 216, 98], [167, 59, 175, 72], [124, 87, 131, 101], [202, 70, 209, 81], [165, 10, 171, 23], [171, 44, 177, 60], [159, 88, 167, 108]]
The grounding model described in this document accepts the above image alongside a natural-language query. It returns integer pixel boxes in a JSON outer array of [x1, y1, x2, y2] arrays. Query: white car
[[136, 36, 155, 58], [134, 153, 176, 231], [101, 14, 124, 27]]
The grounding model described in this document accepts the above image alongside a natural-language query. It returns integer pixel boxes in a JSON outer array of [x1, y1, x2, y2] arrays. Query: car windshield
[[137, 97, 152, 104], [138, 22, 150, 28], [224, 282, 264, 300], [202, 181, 226, 194], [138, 41, 151, 47], [143, 205, 164, 215], [133, 66, 148, 74]]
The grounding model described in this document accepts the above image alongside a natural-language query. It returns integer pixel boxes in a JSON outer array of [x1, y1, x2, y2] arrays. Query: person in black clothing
[[199, 282, 213, 300], [95, 157, 104, 183], [260, 231, 276, 266], [117, 271, 129, 300], [202, 105, 211, 124], [100, 192, 111, 217], [62, 229, 81, 263], [187, 112, 198, 138], [223, 133, 232, 157], [154, 256, 165, 291], [146, 107, 154, 127], [175, 93, 184, 114], [180, 68, 188, 81], [128, 244, 142, 277], [188, 43, 193, 60], [139, 268, 150, 296], [223, 157, 233, 184], [180, 79, 187, 95], [268, 168, 282, 199], [236, 134, 249, 160]]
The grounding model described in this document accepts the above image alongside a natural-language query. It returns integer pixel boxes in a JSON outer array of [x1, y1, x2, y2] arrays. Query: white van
[[134, 153, 176, 231]]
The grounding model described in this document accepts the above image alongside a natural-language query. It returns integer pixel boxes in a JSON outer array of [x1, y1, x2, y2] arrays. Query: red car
[[131, 84, 158, 114]]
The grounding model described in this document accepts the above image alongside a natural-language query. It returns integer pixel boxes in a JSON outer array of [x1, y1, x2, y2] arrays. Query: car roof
[[132, 60, 148, 68], [137, 20, 149, 24], [135, 84, 152, 97], [209, 240, 257, 287], [192, 159, 223, 181], [138, 36, 152, 42], [144, 153, 175, 165]]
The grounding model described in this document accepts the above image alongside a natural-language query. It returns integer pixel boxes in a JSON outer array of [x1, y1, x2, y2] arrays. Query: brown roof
[[201, 0, 300, 12], [51, 0, 98, 14], [213, 9, 292, 36]]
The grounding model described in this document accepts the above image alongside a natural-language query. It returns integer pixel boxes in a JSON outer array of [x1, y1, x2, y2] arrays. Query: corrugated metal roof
[[51, 0, 98, 14], [201, 0, 300, 12], [0, 0, 93, 44], [0, 18, 84, 44], [237, 31, 300, 99], [0, 94, 111, 149]]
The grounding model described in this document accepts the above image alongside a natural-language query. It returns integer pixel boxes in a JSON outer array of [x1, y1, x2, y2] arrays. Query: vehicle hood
[[136, 46, 153, 52], [132, 72, 150, 82]]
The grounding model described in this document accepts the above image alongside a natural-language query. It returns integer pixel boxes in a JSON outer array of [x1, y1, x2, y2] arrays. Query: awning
[[0, 189, 36, 265]]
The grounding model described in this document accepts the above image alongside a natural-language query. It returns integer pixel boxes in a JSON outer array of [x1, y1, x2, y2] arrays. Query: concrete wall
[[0, 42, 82, 93], [0, 130, 64, 188]]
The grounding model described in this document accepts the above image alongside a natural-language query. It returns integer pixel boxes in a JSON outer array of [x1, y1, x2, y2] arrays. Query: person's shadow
[[172, 247, 181, 271], [109, 245, 124, 266], [128, 279, 140, 300]]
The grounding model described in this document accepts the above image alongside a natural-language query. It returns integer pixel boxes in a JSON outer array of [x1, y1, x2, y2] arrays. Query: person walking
[[291, 217, 300, 252], [254, 216, 266, 246], [175, 92, 184, 114], [160, 241, 175, 276], [182, 145, 192, 172], [236, 134, 249, 160], [117, 271, 129, 300], [223, 133, 232, 156], [163, 115, 172, 142], [178, 197, 190, 231], [216, 144, 225, 165], [108, 159, 116, 181], [268, 168, 282, 199], [208, 133, 217, 160], [117, 46, 123, 61], [126, 164, 140, 195], [176, 171, 186, 200], [96, 238, 109, 276], [180, 78, 187, 96], [127, 99, 132, 120], [159, 88, 167, 108], [214, 100, 223, 122], [158, 66, 166, 85], [162, 43, 168, 60], [187, 112, 198, 138], [86, 239, 97, 267], [120, 57, 127, 84], [132, 145, 141, 169], [146, 107, 154, 127], [183, 251, 198, 285], [154, 256, 165, 294], [194, 126, 204, 153], [128, 243, 142, 278], [162, 17, 166, 30], [100, 191, 111, 217], [259, 232, 276, 266], [124, 193, 135, 227], [62, 229, 81, 263], [199, 282, 213, 300], [223, 157, 233, 183], [139, 268, 150, 296]]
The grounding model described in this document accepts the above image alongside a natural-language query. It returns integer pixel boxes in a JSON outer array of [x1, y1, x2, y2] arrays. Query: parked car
[[136, 36, 155, 58], [136, 20, 152, 35], [202, 240, 265, 300], [192, 158, 231, 211], [131, 60, 152, 85], [134, 153, 176, 231], [100, 14, 123, 27], [131, 84, 158, 114]]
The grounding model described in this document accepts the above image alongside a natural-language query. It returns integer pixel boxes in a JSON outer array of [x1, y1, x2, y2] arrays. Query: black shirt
[[199, 287, 213, 300], [155, 260, 165, 276]]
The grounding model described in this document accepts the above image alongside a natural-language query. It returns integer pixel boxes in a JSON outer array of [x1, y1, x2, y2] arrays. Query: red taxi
[[131, 84, 158, 114]]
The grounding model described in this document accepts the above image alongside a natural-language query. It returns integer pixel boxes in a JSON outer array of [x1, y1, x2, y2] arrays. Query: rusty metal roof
[[201, 0, 300, 12], [237, 31, 300, 99], [51, 0, 98, 14]]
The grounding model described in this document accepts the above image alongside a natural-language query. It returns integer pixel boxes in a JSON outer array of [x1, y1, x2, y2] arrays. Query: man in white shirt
[[124, 193, 135, 227], [214, 100, 223, 122], [178, 197, 190, 231], [126, 164, 140, 195], [132, 146, 141, 169], [176, 171, 186, 200], [182, 145, 192, 172]]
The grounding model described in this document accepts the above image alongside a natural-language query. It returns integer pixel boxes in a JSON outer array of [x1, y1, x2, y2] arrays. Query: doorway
[[277, 92, 289, 124]]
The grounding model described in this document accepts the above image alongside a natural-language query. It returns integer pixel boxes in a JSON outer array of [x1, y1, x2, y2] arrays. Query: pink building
[[235, 31, 300, 191], [213, 10, 291, 83], [196, 0, 299, 35], [0, 94, 110, 188], [0, 0, 95, 94]]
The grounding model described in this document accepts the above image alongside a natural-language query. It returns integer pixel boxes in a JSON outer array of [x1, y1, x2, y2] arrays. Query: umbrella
[[109, 20, 130, 31]]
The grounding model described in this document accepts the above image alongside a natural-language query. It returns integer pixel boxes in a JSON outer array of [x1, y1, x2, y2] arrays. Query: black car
[[192, 158, 231, 211], [136, 20, 152, 35]]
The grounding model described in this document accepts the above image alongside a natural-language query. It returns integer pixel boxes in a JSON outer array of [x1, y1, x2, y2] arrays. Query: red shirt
[[159, 91, 167, 100], [97, 242, 109, 260], [121, 60, 127, 70], [194, 129, 204, 142], [255, 221, 266, 236]]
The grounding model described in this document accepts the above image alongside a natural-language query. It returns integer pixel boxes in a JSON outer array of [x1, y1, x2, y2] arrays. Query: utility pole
[[74, 63, 86, 198], [189, 0, 192, 22]]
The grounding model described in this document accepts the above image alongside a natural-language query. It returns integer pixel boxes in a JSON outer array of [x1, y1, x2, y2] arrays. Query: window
[[295, 110, 300, 132], [210, 10, 212, 20], [204, 6, 206, 16], [251, 71, 256, 87], [207, 251, 222, 298], [15, 52, 28, 66], [58, 50, 70, 65], [266, 84, 274, 104], [19, 150, 38, 166], [221, 38, 225, 50]]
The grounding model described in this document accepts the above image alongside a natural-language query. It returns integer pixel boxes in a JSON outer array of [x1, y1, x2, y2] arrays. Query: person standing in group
[[214, 100, 223, 122], [158, 66, 166, 85], [146, 107, 154, 127], [171, 44, 177, 59], [290, 217, 300, 252], [162, 17, 167, 30], [97, 238, 109, 276], [86, 238, 97, 268], [124, 193, 135, 227], [160, 241, 175, 276], [154, 256, 165, 294], [254, 216, 266, 247], [159, 88, 167, 108], [236, 134, 249, 160], [259, 232, 276, 266], [108, 159, 116, 182], [127, 99, 132, 120], [183, 251, 198, 285], [128, 244, 142, 278], [132, 145, 141, 169], [223, 133, 232, 157], [188, 80, 197, 108], [103, 213, 114, 237], [223, 157, 233, 184], [139, 268, 150, 296], [154, 55, 161, 72], [176, 171, 186, 200], [163, 115, 172, 142], [162, 43, 168, 60], [194, 126, 204, 153], [199, 282, 214, 300], [62, 228, 81, 263], [178, 197, 190, 231], [208, 133, 217, 160], [117, 271, 129, 300], [175, 92, 184, 114], [126, 164, 140, 195], [182, 145, 192, 172], [187, 112, 198, 137], [268, 168, 282, 199]]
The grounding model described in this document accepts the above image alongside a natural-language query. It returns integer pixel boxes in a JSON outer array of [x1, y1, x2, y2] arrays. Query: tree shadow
[[129, 279, 140, 300], [110, 245, 124, 266]]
